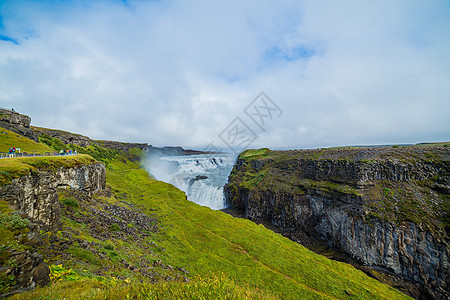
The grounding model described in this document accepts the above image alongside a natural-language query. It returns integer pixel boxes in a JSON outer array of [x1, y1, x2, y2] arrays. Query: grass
[[37, 133, 120, 163], [13, 274, 278, 300], [0, 199, 31, 270], [240, 148, 271, 159], [0, 128, 53, 154], [101, 159, 410, 300]]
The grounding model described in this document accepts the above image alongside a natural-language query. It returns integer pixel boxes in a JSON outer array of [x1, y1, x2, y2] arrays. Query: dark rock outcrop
[[225, 146, 449, 299], [95, 140, 149, 152], [0, 162, 106, 230], [0, 248, 50, 297], [31, 126, 94, 147], [0, 109, 38, 142]]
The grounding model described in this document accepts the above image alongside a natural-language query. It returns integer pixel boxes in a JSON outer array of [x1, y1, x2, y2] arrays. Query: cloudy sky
[[0, 0, 449, 150]]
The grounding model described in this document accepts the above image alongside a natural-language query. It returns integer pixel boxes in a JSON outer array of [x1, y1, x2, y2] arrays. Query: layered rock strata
[[225, 147, 449, 299]]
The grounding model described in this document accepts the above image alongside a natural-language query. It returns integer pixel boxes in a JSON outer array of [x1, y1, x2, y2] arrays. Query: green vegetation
[[61, 197, 79, 209], [14, 273, 277, 300], [99, 158, 408, 299], [49, 264, 81, 283], [0, 130, 411, 299], [0, 128, 53, 154], [108, 223, 120, 232], [9, 154, 409, 299], [240, 148, 271, 159], [0, 213, 29, 230], [0, 199, 31, 258], [414, 142, 450, 147], [38, 133, 120, 163], [38, 134, 67, 152]]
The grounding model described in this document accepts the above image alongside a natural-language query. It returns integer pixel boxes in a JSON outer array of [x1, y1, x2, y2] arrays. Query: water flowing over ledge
[[145, 153, 235, 210]]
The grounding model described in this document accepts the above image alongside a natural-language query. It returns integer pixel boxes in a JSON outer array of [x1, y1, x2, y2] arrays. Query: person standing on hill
[[8, 148, 13, 158]]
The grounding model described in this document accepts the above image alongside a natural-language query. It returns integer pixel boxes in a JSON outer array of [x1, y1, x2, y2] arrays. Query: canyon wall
[[225, 147, 449, 299]]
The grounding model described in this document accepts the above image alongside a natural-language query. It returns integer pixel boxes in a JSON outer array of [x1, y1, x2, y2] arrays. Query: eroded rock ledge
[[0, 161, 106, 230], [225, 146, 449, 300]]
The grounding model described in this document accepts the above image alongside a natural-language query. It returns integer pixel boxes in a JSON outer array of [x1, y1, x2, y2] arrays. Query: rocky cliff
[[31, 126, 150, 152], [0, 156, 106, 296], [225, 147, 449, 299], [0, 159, 106, 230], [32, 126, 94, 147], [0, 109, 38, 142]]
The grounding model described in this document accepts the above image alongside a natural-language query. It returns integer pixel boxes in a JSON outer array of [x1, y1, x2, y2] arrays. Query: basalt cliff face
[[0, 162, 106, 230], [224, 147, 449, 299]]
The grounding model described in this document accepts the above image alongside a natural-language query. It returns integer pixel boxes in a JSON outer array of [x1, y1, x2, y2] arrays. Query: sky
[[0, 0, 449, 151]]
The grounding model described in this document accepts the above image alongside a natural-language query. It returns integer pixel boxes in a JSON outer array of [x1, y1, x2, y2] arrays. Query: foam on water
[[148, 153, 235, 209]]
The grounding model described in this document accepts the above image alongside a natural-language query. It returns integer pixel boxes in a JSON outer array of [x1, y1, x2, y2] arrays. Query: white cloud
[[0, 0, 449, 149]]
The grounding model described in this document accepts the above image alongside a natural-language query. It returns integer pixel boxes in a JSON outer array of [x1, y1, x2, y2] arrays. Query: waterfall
[[146, 153, 235, 209]]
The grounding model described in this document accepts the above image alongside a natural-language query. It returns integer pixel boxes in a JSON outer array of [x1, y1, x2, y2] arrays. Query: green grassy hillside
[[0, 131, 411, 299], [0, 128, 53, 154]]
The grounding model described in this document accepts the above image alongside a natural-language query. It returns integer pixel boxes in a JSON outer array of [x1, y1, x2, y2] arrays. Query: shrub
[[49, 264, 81, 283], [67, 247, 102, 266], [0, 213, 29, 230], [0, 273, 15, 294], [109, 223, 120, 232], [62, 198, 79, 208], [103, 243, 114, 251]]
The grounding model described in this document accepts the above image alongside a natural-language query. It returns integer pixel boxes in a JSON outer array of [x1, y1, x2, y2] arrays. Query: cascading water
[[145, 153, 235, 210]]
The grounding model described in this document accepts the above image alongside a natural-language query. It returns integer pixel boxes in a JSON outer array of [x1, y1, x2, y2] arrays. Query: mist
[[143, 151, 236, 210]]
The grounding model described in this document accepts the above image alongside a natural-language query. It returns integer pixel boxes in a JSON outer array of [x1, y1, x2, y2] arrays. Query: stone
[[30, 263, 50, 287], [25, 232, 42, 246]]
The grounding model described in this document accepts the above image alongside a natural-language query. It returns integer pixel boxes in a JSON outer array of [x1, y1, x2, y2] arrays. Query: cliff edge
[[225, 146, 449, 299]]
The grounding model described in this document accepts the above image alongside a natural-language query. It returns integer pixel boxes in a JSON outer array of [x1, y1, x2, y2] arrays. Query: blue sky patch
[[0, 34, 19, 45], [265, 45, 317, 63]]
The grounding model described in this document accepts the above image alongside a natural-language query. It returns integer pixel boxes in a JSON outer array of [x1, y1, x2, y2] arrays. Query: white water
[[146, 154, 235, 210]]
